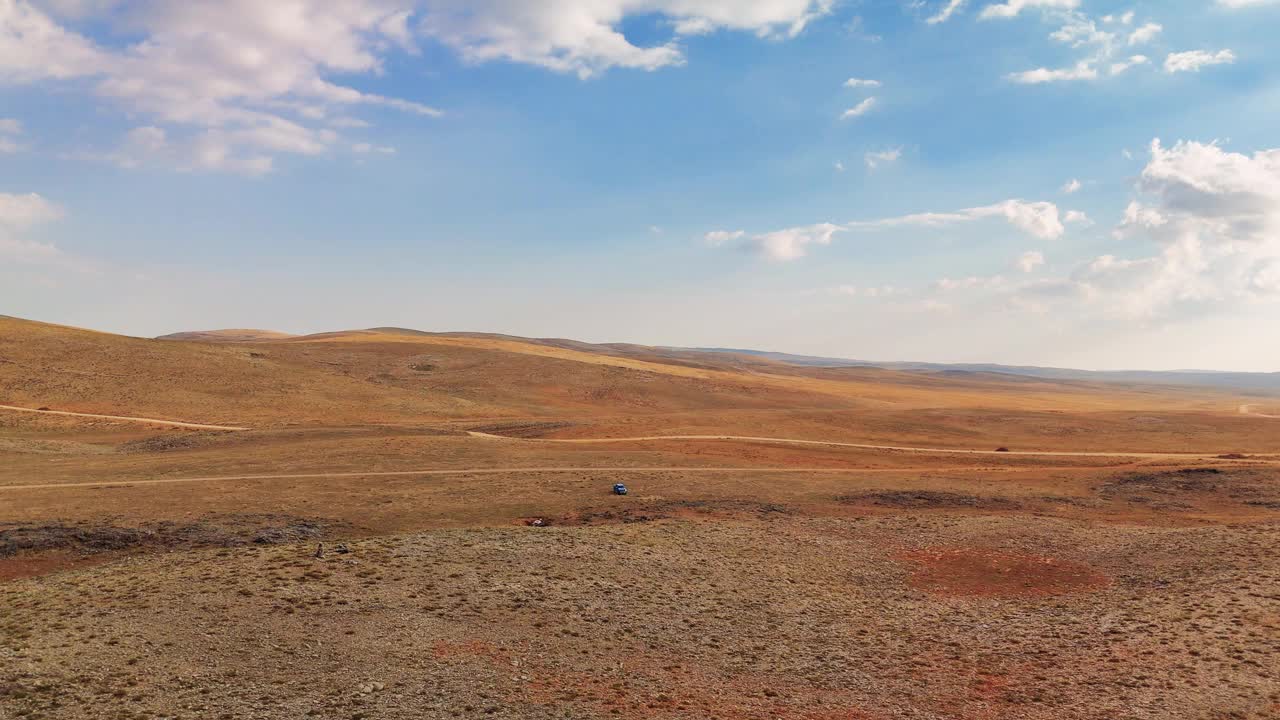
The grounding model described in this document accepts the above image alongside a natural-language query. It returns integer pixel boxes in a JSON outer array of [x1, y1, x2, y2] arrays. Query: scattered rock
[[1, 515, 337, 559], [837, 491, 1020, 510]]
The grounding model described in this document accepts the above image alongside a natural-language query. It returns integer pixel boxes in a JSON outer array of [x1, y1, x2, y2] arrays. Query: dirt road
[[1238, 403, 1280, 419], [0, 404, 248, 431], [0, 462, 1174, 492], [467, 431, 1272, 459]]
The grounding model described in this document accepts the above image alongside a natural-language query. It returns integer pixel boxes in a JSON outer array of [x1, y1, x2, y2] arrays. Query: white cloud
[[352, 142, 396, 155], [86, 125, 277, 176], [2, 0, 833, 172], [840, 97, 877, 119], [1019, 139, 1280, 318], [935, 274, 1006, 291], [1004, 8, 1159, 84], [1017, 250, 1045, 272], [713, 198, 1073, 264], [0, 0, 439, 172], [0, 191, 69, 266], [833, 160, 845, 172], [1049, 13, 1110, 47], [1216, 0, 1278, 7], [1164, 49, 1237, 73], [751, 222, 842, 261], [926, 0, 967, 24], [1008, 60, 1098, 84], [1127, 22, 1161, 45], [704, 229, 745, 246], [848, 199, 1070, 240], [828, 284, 904, 298], [864, 148, 901, 169], [843, 77, 881, 88], [1062, 178, 1082, 194], [0, 117, 19, 153], [1109, 54, 1149, 75], [1064, 209, 1091, 225], [979, 0, 1080, 20], [0, 192, 62, 230], [420, 1, 834, 79]]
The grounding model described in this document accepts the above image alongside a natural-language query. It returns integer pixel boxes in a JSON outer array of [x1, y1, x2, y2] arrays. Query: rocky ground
[[3, 509, 1278, 719]]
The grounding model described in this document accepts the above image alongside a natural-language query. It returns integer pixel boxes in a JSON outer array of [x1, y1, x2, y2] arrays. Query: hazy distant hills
[[688, 348, 1280, 393], [152, 325, 1280, 394]]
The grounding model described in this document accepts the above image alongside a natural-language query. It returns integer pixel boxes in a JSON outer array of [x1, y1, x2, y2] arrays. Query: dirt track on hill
[[1239, 403, 1280, 418], [467, 431, 1278, 460], [0, 463, 1147, 491], [0, 404, 248, 431]]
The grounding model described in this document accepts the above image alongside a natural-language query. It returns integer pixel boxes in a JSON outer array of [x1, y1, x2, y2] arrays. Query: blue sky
[[3, 0, 1279, 369]]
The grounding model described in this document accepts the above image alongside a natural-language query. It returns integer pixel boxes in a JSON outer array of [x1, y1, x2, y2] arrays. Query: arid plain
[[2, 315, 1278, 719]]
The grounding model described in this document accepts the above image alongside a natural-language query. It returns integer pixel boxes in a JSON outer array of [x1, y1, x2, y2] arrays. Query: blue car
[[612, 483, 628, 496]]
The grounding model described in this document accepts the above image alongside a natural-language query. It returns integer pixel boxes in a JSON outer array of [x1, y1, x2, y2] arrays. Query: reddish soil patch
[[899, 547, 1110, 598], [522, 665, 878, 720], [0, 550, 116, 583], [557, 500, 790, 527], [430, 639, 513, 666]]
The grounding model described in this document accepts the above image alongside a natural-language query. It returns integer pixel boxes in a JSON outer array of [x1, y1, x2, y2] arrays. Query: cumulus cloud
[[1002, 7, 1161, 84], [979, 0, 1080, 20], [0, 117, 20, 152], [352, 142, 396, 155], [840, 97, 877, 119], [0, 0, 439, 172], [1064, 209, 1091, 225], [1009, 62, 1097, 84], [84, 125, 277, 176], [847, 199, 1071, 240], [1017, 250, 1045, 272], [935, 275, 1007, 291], [0, 192, 62, 230], [0, 191, 68, 265], [711, 197, 1076, 263], [420, 1, 835, 78], [923, 138, 1280, 323], [843, 77, 880, 88], [704, 229, 746, 246], [1, 0, 833, 172], [1164, 49, 1237, 73], [1109, 55, 1149, 75], [1023, 139, 1280, 318], [1127, 22, 1161, 45], [750, 223, 842, 261], [1062, 178, 1082, 194], [828, 284, 904, 298], [926, 0, 967, 24], [1100, 11, 1135, 24], [864, 148, 901, 169]]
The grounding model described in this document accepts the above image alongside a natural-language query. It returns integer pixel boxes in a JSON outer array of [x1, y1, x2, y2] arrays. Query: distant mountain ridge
[[154, 326, 1280, 393], [685, 348, 1280, 393]]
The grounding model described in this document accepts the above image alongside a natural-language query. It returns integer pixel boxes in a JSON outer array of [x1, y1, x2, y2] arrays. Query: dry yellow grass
[[3, 315, 1280, 719]]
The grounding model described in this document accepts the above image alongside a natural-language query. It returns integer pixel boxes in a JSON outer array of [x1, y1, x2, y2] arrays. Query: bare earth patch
[[899, 547, 1112, 598]]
